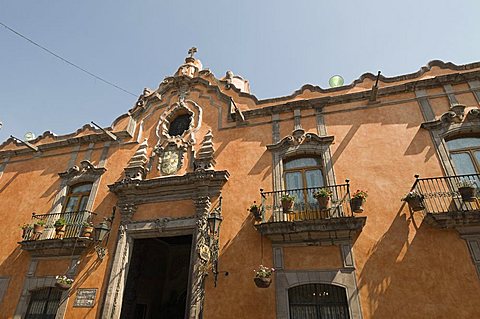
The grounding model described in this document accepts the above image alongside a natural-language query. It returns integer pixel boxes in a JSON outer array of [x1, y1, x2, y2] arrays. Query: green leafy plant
[[55, 275, 74, 285], [248, 201, 259, 213], [83, 221, 94, 227], [34, 220, 46, 227], [313, 188, 332, 198], [351, 190, 368, 200], [20, 223, 32, 230], [54, 218, 67, 227], [401, 191, 423, 201], [281, 193, 295, 202], [254, 265, 275, 278]]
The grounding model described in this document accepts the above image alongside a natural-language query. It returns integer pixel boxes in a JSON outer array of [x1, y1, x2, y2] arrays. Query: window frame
[[62, 182, 93, 213], [25, 287, 62, 319]]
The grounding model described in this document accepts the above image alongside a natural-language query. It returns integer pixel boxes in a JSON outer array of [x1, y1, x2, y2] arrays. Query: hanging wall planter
[[254, 277, 272, 288], [55, 275, 74, 290], [350, 190, 368, 213], [248, 202, 262, 221], [253, 265, 275, 288], [402, 191, 425, 212]]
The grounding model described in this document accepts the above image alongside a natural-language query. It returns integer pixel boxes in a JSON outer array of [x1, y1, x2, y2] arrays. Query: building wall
[[0, 60, 479, 318]]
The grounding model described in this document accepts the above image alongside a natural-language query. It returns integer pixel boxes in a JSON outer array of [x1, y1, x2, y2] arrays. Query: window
[[288, 284, 349, 319], [284, 157, 324, 206], [446, 137, 480, 175], [25, 287, 62, 319], [168, 114, 191, 137], [63, 183, 92, 213]]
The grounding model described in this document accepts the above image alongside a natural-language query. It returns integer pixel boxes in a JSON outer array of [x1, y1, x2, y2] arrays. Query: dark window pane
[[289, 284, 349, 319], [71, 184, 92, 194], [168, 114, 191, 136]]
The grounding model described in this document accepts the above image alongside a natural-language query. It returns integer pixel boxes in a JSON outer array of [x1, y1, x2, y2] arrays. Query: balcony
[[410, 174, 480, 232], [19, 210, 96, 257], [254, 181, 366, 245]]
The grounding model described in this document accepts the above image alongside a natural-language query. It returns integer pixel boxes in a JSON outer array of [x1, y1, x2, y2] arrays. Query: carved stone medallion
[[160, 149, 181, 175]]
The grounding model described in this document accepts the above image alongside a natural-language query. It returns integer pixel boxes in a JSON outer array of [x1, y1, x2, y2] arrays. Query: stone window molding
[[421, 104, 480, 176], [14, 276, 70, 319], [267, 128, 335, 192], [51, 160, 106, 214], [275, 269, 363, 319]]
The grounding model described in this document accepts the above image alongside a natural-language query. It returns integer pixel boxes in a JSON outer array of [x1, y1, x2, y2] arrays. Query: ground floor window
[[25, 287, 62, 319], [289, 283, 349, 319]]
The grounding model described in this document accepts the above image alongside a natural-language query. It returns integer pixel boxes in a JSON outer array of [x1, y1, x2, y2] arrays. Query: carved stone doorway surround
[[102, 170, 229, 319]]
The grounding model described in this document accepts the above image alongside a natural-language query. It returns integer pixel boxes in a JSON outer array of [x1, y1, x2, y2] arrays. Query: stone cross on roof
[[188, 47, 197, 58]]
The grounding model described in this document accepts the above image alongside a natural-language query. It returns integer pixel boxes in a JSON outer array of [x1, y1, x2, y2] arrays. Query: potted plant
[[281, 193, 295, 214], [313, 188, 333, 212], [20, 224, 32, 239], [402, 191, 425, 211], [457, 180, 477, 202], [81, 221, 94, 238], [248, 201, 262, 221], [253, 265, 275, 288], [55, 275, 74, 290], [350, 190, 368, 213], [54, 218, 67, 239], [33, 220, 46, 234]]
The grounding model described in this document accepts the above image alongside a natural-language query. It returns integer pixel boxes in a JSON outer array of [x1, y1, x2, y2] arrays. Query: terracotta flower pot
[[254, 277, 272, 288], [458, 186, 476, 202], [33, 224, 44, 234], [55, 225, 66, 239], [405, 196, 425, 212], [282, 199, 294, 213], [55, 281, 72, 290], [350, 197, 365, 213], [316, 196, 331, 212], [82, 226, 94, 238]]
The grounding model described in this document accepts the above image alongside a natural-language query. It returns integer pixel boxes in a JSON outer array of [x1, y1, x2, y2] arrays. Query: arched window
[[63, 183, 92, 213], [25, 287, 62, 319], [284, 157, 324, 206], [288, 283, 349, 319], [446, 137, 480, 175]]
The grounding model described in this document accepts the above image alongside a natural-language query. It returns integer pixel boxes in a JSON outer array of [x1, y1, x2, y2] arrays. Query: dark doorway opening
[[120, 235, 192, 319]]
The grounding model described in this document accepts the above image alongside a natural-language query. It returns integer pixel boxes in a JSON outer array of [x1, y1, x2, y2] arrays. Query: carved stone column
[[189, 196, 211, 319]]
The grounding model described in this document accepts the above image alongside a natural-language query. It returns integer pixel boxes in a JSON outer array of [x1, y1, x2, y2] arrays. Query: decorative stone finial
[[124, 139, 149, 180], [194, 130, 216, 171]]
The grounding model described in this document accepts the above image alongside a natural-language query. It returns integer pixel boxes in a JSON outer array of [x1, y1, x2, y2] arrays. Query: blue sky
[[0, 1, 479, 143]]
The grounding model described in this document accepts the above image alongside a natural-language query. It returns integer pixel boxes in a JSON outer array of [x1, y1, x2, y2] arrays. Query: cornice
[[109, 170, 230, 204], [242, 69, 480, 119]]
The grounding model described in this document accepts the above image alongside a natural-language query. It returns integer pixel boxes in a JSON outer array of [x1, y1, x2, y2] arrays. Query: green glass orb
[[329, 75, 344, 88]]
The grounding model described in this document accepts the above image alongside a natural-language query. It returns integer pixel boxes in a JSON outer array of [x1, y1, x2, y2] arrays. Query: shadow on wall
[[0, 247, 30, 316], [204, 212, 275, 319], [357, 204, 480, 318]]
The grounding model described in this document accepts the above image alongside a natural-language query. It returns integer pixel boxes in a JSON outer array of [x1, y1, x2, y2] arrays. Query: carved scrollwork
[[58, 160, 106, 185]]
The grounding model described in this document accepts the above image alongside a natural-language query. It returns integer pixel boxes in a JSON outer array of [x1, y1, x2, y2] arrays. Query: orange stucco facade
[[1, 55, 480, 319]]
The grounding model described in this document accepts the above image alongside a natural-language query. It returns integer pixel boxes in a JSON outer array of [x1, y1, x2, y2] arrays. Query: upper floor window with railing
[[63, 183, 92, 213], [284, 157, 324, 205], [446, 137, 480, 175]]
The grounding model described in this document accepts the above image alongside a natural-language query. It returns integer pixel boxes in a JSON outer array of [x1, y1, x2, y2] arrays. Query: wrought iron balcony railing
[[21, 210, 96, 241], [259, 180, 353, 223], [412, 173, 480, 215]]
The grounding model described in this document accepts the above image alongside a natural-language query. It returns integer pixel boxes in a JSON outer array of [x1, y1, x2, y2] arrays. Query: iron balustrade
[[259, 181, 353, 223], [22, 210, 96, 241], [412, 173, 480, 214]]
